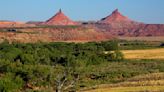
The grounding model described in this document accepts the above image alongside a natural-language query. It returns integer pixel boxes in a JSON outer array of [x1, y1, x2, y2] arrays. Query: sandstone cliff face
[[93, 23, 164, 36]]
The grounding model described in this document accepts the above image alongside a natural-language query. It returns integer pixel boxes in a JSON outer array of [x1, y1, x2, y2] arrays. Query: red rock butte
[[99, 9, 132, 24], [45, 9, 77, 25]]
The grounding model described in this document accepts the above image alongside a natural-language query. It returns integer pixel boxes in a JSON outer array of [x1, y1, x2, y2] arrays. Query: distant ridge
[[0, 21, 35, 28]]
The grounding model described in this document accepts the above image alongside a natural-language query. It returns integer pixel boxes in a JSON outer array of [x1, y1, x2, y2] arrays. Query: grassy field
[[119, 36, 164, 42], [85, 86, 164, 92], [83, 73, 164, 92], [122, 48, 164, 59], [83, 48, 164, 92]]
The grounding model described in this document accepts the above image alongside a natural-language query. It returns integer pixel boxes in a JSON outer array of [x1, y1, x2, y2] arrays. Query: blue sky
[[0, 0, 164, 24]]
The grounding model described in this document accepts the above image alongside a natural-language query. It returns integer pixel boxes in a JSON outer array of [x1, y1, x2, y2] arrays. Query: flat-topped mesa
[[45, 9, 77, 25], [99, 9, 132, 24]]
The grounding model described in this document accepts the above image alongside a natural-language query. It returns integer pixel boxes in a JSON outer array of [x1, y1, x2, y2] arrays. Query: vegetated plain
[[0, 39, 164, 92], [83, 40, 164, 92], [115, 39, 164, 59]]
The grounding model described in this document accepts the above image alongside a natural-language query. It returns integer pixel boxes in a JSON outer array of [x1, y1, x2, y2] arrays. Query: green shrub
[[20, 54, 35, 64], [0, 73, 24, 92]]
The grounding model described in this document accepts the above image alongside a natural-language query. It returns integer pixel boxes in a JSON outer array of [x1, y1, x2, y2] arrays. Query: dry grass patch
[[122, 48, 164, 59], [85, 86, 164, 92], [118, 37, 164, 42], [83, 73, 164, 92]]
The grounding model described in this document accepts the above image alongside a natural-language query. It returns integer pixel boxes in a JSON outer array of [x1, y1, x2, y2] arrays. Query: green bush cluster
[[119, 40, 162, 50], [0, 41, 123, 91]]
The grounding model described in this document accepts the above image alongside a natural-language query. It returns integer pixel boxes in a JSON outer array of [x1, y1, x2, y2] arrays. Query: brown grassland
[[84, 73, 164, 92], [119, 36, 164, 42], [122, 48, 164, 59]]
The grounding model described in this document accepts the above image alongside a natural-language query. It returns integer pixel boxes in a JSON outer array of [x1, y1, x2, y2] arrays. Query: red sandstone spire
[[100, 9, 131, 23], [45, 9, 77, 25], [59, 9, 62, 13]]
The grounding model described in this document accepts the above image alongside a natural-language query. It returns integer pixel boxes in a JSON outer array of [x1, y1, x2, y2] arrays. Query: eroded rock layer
[[0, 26, 113, 43]]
